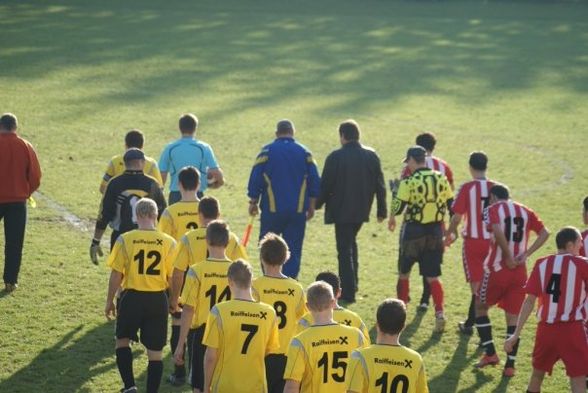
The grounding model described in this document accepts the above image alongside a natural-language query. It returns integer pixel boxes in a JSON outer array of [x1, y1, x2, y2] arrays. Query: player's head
[[315, 271, 342, 300], [276, 119, 295, 137], [0, 113, 18, 132], [469, 151, 488, 172], [198, 196, 220, 225], [404, 145, 426, 171], [306, 281, 336, 313], [415, 132, 436, 153], [339, 120, 360, 143], [123, 148, 146, 170], [227, 259, 253, 291], [134, 198, 158, 224], [124, 129, 144, 149], [178, 166, 200, 192], [259, 232, 290, 267], [583, 196, 588, 225], [489, 183, 509, 203], [555, 226, 582, 255], [179, 113, 198, 135], [376, 298, 407, 336], [206, 220, 229, 248]]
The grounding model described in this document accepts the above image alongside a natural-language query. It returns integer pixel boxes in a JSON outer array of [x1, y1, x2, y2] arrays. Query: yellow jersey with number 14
[[157, 200, 200, 241], [107, 229, 176, 292]]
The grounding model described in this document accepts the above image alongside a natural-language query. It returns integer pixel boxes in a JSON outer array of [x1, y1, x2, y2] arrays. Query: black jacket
[[316, 141, 387, 224]]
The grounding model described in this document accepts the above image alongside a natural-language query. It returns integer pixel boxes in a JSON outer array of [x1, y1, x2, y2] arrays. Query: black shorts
[[116, 290, 168, 351], [399, 222, 443, 278], [265, 353, 287, 393], [190, 324, 206, 390]]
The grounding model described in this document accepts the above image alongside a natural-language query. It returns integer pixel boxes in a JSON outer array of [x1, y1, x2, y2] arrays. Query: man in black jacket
[[316, 120, 387, 303]]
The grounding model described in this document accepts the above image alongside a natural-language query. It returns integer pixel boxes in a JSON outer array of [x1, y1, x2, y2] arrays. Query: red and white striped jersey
[[580, 229, 588, 258], [400, 155, 454, 188], [483, 200, 545, 272], [452, 179, 495, 239], [525, 253, 588, 323]]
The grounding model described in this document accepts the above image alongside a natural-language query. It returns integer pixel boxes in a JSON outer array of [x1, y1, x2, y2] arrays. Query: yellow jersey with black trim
[[203, 299, 280, 393], [181, 258, 232, 328], [107, 229, 176, 292], [157, 200, 200, 241], [284, 323, 367, 393], [173, 227, 248, 272], [395, 168, 453, 224], [347, 344, 429, 393], [297, 307, 371, 344], [101, 154, 163, 189], [252, 275, 307, 354]]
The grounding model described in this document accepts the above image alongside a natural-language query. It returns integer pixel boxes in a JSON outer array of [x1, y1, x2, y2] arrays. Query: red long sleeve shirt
[[0, 132, 42, 203]]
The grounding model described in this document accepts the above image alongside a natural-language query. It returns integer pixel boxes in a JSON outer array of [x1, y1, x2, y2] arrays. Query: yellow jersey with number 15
[[107, 229, 176, 291], [297, 307, 371, 344], [157, 200, 200, 241]]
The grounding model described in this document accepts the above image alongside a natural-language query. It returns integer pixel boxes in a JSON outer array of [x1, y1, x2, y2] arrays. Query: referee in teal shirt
[[159, 114, 223, 204]]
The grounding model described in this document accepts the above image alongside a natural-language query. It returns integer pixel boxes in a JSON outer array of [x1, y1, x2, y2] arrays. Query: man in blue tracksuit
[[247, 119, 320, 279]]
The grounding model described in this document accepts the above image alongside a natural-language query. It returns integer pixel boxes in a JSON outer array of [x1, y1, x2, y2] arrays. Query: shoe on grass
[[458, 321, 474, 335], [433, 315, 446, 333], [475, 353, 500, 368], [167, 373, 186, 386], [417, 303, 429, 312], [120, 387, 137, 393], [503, 367, 515, 377]]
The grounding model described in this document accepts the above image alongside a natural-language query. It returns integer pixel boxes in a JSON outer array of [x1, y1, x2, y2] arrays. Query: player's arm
[[283, 338, 305, 392], [346, 352, 367, 393], [504, 294, 536, 353], [445, 213, 463, 246], [174, 304, 194, 364], [160, 171, 168, 186], [416, 363, 430, 393], [516, 227, 549, 265], [306, 152, 321, 221], [204, 146, 224, 189], [316, 153, 335, 210], [203, 347, 218, 392], [170, 237, 189, 307], [491, 223, 516, 269], [105, 270, 123, 320], [150, 182, 167, 220], [246, 150, 268, 215], [158, 146, 169, 186], [388, 180, 408, 232], [283, 380, 301, 393]]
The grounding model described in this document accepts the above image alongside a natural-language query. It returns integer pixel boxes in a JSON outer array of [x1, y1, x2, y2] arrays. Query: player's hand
[[444, 230, 457, 247], [169, 298, 179, 314], [104, 300, 116, 320], [306, 206, 315, 221], [90, 239, 103, 265], [505, 255, 517, 270], [514, 252, 528, 266], [504, 335, 518, 353], [174, 346, 185, 365], [387, 215, 396, 232], [248, 202, 259, 217]]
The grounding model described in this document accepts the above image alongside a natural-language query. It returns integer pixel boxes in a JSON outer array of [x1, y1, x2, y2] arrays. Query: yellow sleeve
[[251, 283, 260, 302], [358, 330, 368, 349], [267, 313, 281, 354], [283, 338, 306, 382], [296, 314, 311, 334], [158, 210, 174, 238], [173, 236, 190, 271], [295, 292, 308, 320], [202, 306, 221, 349], [181, 267, 200, 308], [107, 237, 126, 272], [360, 322, 371, 346], [149, 161, 163, 186], [396, 179, 410, 202], [100, 160, 115, 189], [164, 240, 177, 279], [346, 351, 367, 393], [417, 362, 429, 393]]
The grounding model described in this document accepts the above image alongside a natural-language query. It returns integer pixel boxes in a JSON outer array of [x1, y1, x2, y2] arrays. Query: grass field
[[1, 0, 587, 392]]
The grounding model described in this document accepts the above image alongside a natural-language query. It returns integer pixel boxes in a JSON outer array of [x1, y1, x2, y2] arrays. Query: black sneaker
[[458, 321, 474, 335], [416, 303, 429, 312], [167, 374, 186, 386], [120, 387, 137, 393]]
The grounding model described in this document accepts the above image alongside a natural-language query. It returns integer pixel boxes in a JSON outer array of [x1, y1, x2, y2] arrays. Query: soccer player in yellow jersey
[[203, 259, 280, 393], [298, 271, 370, 342], [284, 281, 367, 393], [99, 129, 163, 194], [104, 198, 176, 393], [252, 233, 307, 393], [174, 220, 233, 393], [346, 299, 429, 393]]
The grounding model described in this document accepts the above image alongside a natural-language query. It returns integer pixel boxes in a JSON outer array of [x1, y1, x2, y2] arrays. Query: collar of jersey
[[124, 170, 143, 175], [206, 257, 231, 262]]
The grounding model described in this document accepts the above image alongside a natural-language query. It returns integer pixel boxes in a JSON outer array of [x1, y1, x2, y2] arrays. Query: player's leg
[[397, 223, 419, 304], [281, 212, 306, 279], [115, 291, 139, 391], [419, 277, 431, 311], [168, 311, 186, 385], [141, 291, 168, 393], [2, 202, 26, 288], [351, 222, 362, 292], [503, 312, 520, 376], [527, 369, 545, 393], [190, 324, 206, 393], [474, 272, 499, 367], [459, 239, 483, 334], [559, 322, 588, 393], [335, 223, 358, 303], [146, 350, 164, 393], [423, 224, 445, 332], [265, 353, 287, 393], [502, 266, 527, 376]]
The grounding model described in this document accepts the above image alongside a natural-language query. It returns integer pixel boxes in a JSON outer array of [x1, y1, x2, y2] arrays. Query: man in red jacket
[[0, 113, 41, 292]]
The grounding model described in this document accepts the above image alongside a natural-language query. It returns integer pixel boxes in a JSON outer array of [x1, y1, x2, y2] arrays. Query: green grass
[[1, 0, 587, 391]]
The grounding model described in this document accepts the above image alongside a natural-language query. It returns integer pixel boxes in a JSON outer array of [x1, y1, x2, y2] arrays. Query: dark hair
[[0, 113, 18, 131], [338, 120, 360, 141], [315, 271, 341, 293], [469, 151, 488, 171], [377, 298, 406, 335], [179, 113, 198, 134], [259, 233, 289, 266], [415, 132, 436, 152], [178, 166, 200, 191], [555, 226, 580, 250], [206, 220, 229, 247], [198, 196, 220, 219], [490, 184, 510, 200], [228, 259, 253, 289], [583, 196, 588, 212], [125, 129, 144, 149]]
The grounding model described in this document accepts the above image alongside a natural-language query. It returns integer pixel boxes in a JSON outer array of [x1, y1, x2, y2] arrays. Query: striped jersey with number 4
[[252, 276, 307, 354], [157, 200, 200, 241], [203, 300, 280, 393], [452, 179, 494, 239], [483, 200, 545, 273], [525, 253, 588, 323], [107, 229, 176, 291], [347, 344, 429, 393], [284, 324, 367, 393]]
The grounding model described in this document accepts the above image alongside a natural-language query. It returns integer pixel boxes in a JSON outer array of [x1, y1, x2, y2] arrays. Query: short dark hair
[[415, 132, 436, 152], [377, 298, 406, 335], [198, 196, 220, 219], [339, 120, 360, 141], [490, 184, 509, 200], [178, 166, 200, 191], [469, 151, 488, 171], [583, 196, 588, 212], [125, 129, 144, 149], [0, 113, 18, 131], [228, 259, 253, 289], [206, 220, 229, 247], [259, 233, 289, 266], [555, 226, 580, 250], [315, 271, 341, 294], [179, 113, 198, 134]]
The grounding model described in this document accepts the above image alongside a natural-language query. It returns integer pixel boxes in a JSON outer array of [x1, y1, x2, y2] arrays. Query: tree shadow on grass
[[0, 323, 117, 393]]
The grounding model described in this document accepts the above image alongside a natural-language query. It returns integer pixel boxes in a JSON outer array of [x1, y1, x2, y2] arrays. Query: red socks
[[429, 280, 444, 313], [397, 278, 410, 304]]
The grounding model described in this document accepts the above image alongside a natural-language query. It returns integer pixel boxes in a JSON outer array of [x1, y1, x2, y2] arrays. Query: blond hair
[[134, 198, 158, 219], [306, 281, 334, 312]]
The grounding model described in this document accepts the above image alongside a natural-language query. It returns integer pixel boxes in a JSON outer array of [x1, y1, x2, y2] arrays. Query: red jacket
[[0, 132, 42, 203]]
